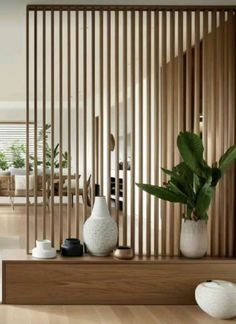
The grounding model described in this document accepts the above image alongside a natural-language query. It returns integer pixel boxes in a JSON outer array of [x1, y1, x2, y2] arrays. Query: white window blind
[[0, 123, 42, 163]]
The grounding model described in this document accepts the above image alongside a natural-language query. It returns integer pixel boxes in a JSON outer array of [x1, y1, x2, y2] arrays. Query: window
[[0, 123, 42, 164]]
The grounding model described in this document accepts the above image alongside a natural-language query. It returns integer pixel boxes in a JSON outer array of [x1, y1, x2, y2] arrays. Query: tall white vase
[[180, 219, 207, 258], [83, 196, 118, 256]]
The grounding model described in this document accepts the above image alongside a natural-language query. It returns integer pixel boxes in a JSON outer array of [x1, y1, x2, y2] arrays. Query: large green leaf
[[166, 180, 190, 201], [219, 145, 236, 174], [173, 162, 193, 180], [162, 163, 195, 203], [195, 177, 214, 220], [136, 183, 187, 203], [177, 132, 209, 178], [211, 167, 222, 187]]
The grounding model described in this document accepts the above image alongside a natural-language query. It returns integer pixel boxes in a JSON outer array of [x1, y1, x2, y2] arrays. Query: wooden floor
[[0, 205, 26, 249], [0, 203, 92, 250], [0, 305, 233, 324], [0, 203, 121, 251]]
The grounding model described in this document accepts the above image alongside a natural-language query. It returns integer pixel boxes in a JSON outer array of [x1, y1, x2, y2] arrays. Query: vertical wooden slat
[[123, 10, 128, 246], [99, 10, 104, 196], [194, 10, 200, 134], [234, 10, 236, 258], [227, 10, 235, 257], [26, 8, 30, 253], [168, 9, 175, 257], [138, 10, 143, 256], [59, 9, 63, 245], [50, 9, 55, 246], [83, 10, 88, 221], [203, 10, 210, 254], [75, 9, 79, 238], [208, 10, 215, 257], [223, 10, 228, 256], [153, 10, 159, 257], [115, 10, 120, 229], [176, 9, 183, 256], [186, 11, 192, 132], [211, 10, 218, 256], [161, 10, 167, 256], [178, 10, 184, 137], [214, 10, 221, 256], [34, 9, 38, 244], [202, 11, 208, 158], [67, 10, 71, 237], [219, 10, 225, 257], [91, 10, 96, 206], [130, 10, 135, 252], [107, 10, 111, 211], [42, 9, 47, 239], [146, 10, 151, 257]]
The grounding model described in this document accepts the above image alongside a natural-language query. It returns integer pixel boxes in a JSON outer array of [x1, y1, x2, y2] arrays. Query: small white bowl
[[32, 240, 56, 259]]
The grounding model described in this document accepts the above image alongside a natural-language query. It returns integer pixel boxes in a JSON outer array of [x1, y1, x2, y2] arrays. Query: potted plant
[[137, 132, 236, 258], [31, 143, 68, 175], [30, 124, 68, 175], [9, 142, 26, 175], [0, 151, 9, 175]]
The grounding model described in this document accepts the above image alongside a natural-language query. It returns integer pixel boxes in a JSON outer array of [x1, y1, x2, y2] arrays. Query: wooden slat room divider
[[26, 5, 236, 257]]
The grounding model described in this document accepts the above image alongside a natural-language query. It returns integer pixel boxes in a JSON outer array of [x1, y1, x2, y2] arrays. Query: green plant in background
[[33, 143, 68, 169], [0, 152, 9, 171], [30, 124, 68, 169], [137, 132, 236, 222], [10, 142, 26, 169]]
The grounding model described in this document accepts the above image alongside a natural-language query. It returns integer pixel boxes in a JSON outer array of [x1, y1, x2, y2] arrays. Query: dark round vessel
[[61, 238, 84, 257]]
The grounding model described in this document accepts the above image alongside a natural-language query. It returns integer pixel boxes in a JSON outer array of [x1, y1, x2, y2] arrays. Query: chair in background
[[10, 175, 50, 210]]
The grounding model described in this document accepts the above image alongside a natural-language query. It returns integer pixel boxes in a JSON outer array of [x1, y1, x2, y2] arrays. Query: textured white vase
[[195, 280, 236, 319], [32, 240, 56, 259], [180, 219, 207, 258], [83, 196, 118, 256]]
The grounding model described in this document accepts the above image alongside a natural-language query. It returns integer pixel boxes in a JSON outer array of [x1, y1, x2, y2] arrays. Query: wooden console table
[[2, 250, 236, 305]]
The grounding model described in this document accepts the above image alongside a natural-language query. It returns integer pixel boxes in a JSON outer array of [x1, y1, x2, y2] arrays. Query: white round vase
[[32, 240, 56, 259], [180, 219, 207, 258], [83, 196, 118, 256], [195, 280, 236, 319]]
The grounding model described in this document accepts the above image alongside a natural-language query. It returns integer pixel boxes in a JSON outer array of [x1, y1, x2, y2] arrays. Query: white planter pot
[[180, 219, 207, 258], [54, 168, 68, 176], [0, 169, 10, 176], [32, 240, 56, 259], [9, 167, 26, 176], [83, 196, 118, 256], [195, 280, 236, 319], [37, 166, 51, 176]]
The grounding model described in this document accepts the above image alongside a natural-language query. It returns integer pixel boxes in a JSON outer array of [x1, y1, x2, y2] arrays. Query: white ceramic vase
[[83, 196, 118, 256], [180, 219, 207, 258], [32, 240, 56, 259], [195, 280, 236, 319]]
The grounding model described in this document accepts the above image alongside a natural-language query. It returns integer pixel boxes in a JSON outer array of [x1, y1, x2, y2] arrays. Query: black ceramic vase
[[61, 238, 84, 257]]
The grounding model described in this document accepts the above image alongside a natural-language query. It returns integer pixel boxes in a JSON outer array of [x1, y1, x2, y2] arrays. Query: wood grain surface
[[3, 256, 236, 305]]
